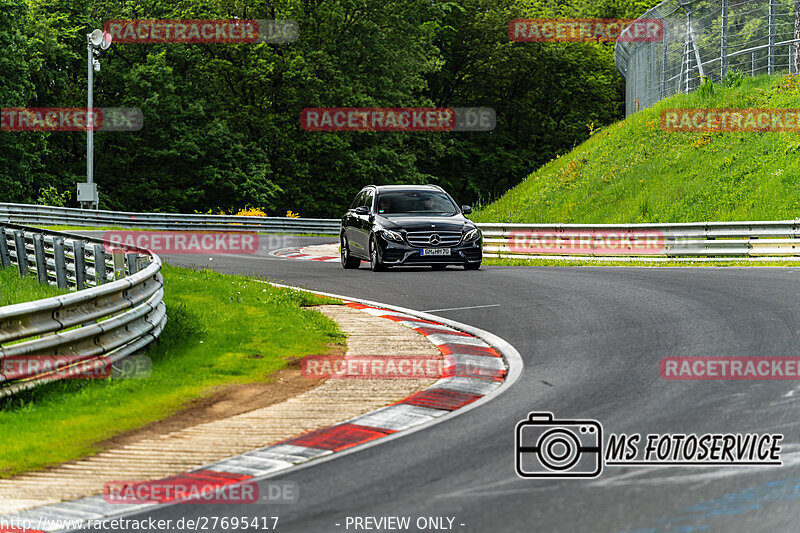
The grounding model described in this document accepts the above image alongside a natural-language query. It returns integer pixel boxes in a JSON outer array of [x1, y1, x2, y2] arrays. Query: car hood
[[378, 216, 472, 232]]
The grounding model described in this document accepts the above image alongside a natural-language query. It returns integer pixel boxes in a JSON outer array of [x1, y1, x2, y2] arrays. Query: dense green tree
[[0, 0, 47, 202], [2, 0, 663, 216]]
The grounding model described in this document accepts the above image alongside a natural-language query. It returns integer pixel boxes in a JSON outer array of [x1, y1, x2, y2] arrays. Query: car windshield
[[376, 191, 459, 216]]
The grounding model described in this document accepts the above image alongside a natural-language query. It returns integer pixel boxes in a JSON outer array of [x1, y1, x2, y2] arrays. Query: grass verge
[[0, 263, 344, 477], [0, 267, 68, 306]]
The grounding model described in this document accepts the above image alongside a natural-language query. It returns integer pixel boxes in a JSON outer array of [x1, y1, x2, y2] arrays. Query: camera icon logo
[[515, 412, 603, 478]]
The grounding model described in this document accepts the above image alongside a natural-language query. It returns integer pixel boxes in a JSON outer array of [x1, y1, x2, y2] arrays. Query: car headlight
[[380, 229, 404, 242], [463, 228, 481, 242]]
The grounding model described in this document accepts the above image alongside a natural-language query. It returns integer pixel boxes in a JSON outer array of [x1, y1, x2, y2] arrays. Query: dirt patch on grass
[[97, 346, 344, 451]]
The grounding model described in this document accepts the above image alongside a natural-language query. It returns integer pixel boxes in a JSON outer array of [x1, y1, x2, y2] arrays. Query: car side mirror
[[461, 205, 473, 215], [355, 206, 370, 216]]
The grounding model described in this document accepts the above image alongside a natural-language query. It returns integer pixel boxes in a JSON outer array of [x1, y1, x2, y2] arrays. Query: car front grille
[[405, 231, 462, 247]]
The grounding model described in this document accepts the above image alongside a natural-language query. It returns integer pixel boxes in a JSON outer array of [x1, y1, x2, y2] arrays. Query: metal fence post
[[753, 51, 757, 74], [721, 0, 729, 77], [13, 231, 27, 277], [0, 228, 10, 268], [73, 239, 86, 290], [32, 234, 48, 284], [93, 243, 107, 284], [795, 0, 800, 73], [53, 237, 68, 289], [769, 0, 776, 74], [662, 36, 669, 99], [688, 11, 704, 80], [678, 0, 704, 93], [682, 12, 690, 92]]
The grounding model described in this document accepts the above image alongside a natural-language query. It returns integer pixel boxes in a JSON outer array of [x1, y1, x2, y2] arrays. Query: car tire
[[370, 235, 387, 272], [341, 235, 361, 269], [464, 261, 481, 270]]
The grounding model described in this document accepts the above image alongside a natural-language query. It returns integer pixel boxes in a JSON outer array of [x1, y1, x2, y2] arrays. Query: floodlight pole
[[79, 30, 109, 210], [85, 36, 95, 209]]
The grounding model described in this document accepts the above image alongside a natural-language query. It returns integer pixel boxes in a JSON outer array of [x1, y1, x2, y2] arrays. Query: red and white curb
[[0, 291, 522, 532], [270, 246, 339, 263]]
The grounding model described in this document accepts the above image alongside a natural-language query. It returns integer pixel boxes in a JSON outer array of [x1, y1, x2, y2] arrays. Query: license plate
[[421, 248, 451, 256]]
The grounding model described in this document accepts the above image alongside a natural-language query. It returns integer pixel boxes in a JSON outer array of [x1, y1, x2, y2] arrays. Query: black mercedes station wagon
[[340, 185, 482, 271]]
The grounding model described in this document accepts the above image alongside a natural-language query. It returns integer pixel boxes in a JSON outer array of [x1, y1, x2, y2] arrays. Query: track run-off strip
[[270, 246, 340, 263], [0, 284, 522, 533]]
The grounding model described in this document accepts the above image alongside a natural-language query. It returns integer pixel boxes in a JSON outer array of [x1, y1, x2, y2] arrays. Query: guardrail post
[[92, 243, 107, 284], [13, 231, 27, 277], [53, 237, 68, 289], [32, 234, 48, 284], [73, 239, 87, 290], [0, 228, 10, 268], [112, 248, 126, 279], [126, 253, 139, 275]]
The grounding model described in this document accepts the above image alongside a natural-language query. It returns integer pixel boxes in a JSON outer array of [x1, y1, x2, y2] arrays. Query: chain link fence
[[615, 0, 800, 115]]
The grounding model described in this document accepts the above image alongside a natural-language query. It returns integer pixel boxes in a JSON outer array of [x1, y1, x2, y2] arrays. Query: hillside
[[473, 74, 800, 224]]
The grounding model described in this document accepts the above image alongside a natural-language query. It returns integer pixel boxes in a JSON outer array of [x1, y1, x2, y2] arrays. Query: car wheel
[[370, 235, 387, 272], [341, 235, 361, 269], [464, 261, 481, 270]]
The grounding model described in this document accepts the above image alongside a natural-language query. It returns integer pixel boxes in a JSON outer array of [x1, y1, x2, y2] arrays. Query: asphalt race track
[[104, 236, 800, 532]]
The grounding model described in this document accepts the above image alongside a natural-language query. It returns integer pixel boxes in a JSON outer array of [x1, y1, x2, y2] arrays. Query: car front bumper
[[376, 238, 482, 266]]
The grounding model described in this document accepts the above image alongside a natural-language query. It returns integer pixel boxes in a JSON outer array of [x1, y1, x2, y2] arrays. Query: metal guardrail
[[4, 202, 800, 261], [479, 221, 800, 260], [0, 203, 340, 235], [0, 223, 165, 397]]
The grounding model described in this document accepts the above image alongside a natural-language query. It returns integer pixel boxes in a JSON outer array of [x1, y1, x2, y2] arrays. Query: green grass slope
[[0, 264, 344, 476], [473, 74, 800, 224], [0, 266, 68, 305]]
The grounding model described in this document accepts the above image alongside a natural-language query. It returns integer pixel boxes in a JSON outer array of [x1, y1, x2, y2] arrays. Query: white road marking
[[423, 304, 501, 313]]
